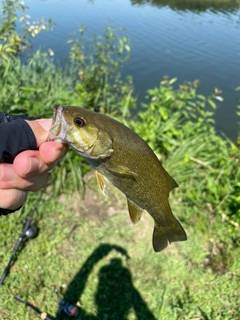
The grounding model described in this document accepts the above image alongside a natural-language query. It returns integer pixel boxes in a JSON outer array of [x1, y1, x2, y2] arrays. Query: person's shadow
[[58, 244, 157, 320]]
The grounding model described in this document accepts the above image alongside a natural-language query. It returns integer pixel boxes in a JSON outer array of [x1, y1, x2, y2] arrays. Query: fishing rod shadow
[[59, 243, 157, 320]]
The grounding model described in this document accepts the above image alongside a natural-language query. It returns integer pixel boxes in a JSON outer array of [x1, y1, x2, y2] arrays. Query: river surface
[[22, 0, 240, 140]]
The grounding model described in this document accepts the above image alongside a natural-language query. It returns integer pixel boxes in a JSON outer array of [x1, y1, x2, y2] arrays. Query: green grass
[[0, 175, 239, 320]]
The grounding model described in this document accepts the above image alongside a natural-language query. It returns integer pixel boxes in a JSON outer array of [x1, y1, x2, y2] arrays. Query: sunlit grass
[[0, 175, 239, 320]]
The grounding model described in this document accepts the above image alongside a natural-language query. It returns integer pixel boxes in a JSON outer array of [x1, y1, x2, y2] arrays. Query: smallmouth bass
[[49, 105, 187, 252]]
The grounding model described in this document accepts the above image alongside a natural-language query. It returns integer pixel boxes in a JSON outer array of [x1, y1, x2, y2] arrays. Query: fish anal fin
[[95, 170, 108, 197], [127, 198, 144, 224]]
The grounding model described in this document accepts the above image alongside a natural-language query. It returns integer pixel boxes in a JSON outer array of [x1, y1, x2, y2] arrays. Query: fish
[[49, 105, 187, 252]]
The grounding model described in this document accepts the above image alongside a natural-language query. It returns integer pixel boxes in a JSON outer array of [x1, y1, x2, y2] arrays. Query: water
[[23, 0, 240, 140]]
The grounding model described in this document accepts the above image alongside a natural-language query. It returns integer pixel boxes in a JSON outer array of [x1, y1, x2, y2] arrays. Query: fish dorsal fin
[[95, 170, 108, 197], [127, 198, 144, 224], [106, 162, 138, 179]]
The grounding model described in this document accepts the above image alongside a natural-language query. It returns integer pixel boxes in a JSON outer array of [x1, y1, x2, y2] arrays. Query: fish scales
[[49, 105, 187, 252], [99, 132, 170, 219]]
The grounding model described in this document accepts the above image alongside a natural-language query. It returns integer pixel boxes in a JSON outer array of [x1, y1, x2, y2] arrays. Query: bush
[[130, 77, 240, 248]]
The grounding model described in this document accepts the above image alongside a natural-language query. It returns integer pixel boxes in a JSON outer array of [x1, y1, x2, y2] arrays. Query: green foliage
[[0, 54, 81, 116], [0, 0, 73, 116], [131, 77, 221, 158], [131, 77, 240, 249], [0, 0, 27, 57], [236, 85, 240, 144], [0, 0, 53, 58], [69, 26, 136, 116]]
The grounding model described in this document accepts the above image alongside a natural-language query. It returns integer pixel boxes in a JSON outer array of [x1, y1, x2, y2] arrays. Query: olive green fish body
[[95, 132, 186, 251], [49, 105, 187, 252]]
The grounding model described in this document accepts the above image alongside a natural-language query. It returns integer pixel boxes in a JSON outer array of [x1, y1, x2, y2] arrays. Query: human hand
[[0, 119, 68, 211]]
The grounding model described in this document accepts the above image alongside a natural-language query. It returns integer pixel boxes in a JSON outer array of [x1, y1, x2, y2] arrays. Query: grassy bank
[[0, 1, 240, 319], [0, 176, 239, 320]]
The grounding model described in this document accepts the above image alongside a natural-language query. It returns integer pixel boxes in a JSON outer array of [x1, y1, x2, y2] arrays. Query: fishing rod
[[14, 288, 80, 320], [14, 295, 54, 320], [0, 214, 36, 285], [0, 188, 45, 285]]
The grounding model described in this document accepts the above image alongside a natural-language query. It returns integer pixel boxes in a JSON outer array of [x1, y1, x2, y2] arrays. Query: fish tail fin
[[152, 225, 168, 252], [152, 219, 187, 252]]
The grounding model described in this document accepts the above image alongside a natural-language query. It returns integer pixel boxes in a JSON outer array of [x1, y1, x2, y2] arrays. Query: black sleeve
[[0, 112, 38, 216], [0, 112, 37, 163]]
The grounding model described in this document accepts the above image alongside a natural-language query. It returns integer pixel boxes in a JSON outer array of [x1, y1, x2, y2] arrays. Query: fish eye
[[74, 117, 85, 127]]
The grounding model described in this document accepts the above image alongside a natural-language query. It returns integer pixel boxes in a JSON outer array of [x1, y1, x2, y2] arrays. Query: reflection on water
[[130, 0, 240, 13]]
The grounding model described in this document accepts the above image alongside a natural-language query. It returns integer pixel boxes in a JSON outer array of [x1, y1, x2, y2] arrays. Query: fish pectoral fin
[[106, 163, 138, 179], [127, 198, 144, 224], [95, 170, 108, 197]]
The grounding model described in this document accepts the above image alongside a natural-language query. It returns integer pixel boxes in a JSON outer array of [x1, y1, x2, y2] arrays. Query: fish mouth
[[47, 105, 69, 143]]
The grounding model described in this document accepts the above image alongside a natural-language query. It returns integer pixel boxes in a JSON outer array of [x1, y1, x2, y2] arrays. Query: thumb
[[25, 119, 52, 147]]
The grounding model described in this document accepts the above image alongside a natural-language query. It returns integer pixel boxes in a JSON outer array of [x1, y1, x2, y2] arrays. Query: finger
[[13, 150, 53, 177], [24, 171, 50, 191], [39, 142, 69, 164], [0, 164, 49, 191], [13, 142, 68, 178], [25, 119, 50, 147], [0, 172, 50, 191], [0, 189, 28, 210], [35, 118, 52, 131]]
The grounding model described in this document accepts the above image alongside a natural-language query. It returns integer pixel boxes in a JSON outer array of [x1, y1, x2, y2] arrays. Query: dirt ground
[[59, 171, 128, 223], [58, 170, 155, 248]]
